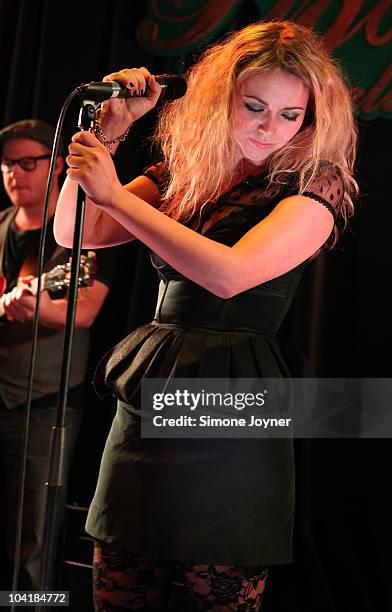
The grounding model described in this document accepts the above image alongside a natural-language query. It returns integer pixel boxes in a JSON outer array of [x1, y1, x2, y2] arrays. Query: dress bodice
[[150, 194, 307, 336], [144, 161, 341, 336]]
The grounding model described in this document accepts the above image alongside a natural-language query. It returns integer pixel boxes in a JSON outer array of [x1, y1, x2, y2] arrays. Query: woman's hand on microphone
[[98, 67, 162, 139]]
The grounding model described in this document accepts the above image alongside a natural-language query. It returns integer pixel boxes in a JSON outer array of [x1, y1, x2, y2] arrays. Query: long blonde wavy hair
[[154, 20, 358, 247]]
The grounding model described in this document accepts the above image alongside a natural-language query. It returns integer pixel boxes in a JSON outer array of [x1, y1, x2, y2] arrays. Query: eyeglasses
[[0, 154, 51, 173]]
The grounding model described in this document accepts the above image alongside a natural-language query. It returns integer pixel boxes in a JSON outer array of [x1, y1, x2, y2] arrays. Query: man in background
[[0, 119, 111, 591]]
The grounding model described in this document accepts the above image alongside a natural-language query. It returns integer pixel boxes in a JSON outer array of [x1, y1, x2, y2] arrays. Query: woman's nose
[[257, 114, 273, 134]]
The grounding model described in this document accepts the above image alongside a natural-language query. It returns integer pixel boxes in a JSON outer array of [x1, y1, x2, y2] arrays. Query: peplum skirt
[[86, 319, 295, 565]]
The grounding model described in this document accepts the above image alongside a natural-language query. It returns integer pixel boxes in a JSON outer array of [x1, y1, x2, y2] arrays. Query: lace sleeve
[[142, 160, 168, 195], [301, 163, 344, 222]]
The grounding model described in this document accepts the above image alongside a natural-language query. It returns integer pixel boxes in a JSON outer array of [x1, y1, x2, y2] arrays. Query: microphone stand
[[37, 99, 99, 609]]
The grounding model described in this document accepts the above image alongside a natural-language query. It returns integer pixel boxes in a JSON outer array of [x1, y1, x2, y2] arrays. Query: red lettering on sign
[[356, 64, 392, 113], [325, 0, 392, 48]]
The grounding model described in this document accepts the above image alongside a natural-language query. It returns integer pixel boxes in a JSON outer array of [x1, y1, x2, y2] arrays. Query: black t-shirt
[[4, 224, 42, 289], [3, 217, 114, 293]]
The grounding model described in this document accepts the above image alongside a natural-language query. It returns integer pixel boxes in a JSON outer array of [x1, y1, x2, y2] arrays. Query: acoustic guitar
[[0, 251, 96, 319]]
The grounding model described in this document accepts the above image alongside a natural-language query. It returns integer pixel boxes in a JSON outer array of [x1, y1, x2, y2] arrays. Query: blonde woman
[[55, 20, 357, 611]]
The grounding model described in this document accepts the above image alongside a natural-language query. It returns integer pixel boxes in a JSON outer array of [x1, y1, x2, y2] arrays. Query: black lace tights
[[93, 540, 269, 611]]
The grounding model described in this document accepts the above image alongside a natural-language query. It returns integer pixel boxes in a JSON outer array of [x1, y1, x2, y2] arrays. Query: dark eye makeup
[[244, 102, 300, 121]]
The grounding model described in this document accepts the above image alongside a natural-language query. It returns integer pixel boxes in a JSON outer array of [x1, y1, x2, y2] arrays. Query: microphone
[[78, 74, 187, 102]]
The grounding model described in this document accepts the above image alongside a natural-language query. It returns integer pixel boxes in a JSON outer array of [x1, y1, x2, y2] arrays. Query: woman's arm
[[97, 189, 333, 298], [54, 66, 163, 248], [59, 130, 334, 298], [54, 173, 162, 248]]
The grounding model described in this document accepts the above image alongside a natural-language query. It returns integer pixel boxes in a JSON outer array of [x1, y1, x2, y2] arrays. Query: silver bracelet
[[94, 123, 132, 153]]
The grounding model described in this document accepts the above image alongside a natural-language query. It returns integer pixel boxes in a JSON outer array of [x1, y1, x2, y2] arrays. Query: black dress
[[85, 164, 342, 566]]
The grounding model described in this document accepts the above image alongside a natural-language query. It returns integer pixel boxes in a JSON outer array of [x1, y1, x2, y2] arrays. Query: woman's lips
[[249, 138, 274, 149]]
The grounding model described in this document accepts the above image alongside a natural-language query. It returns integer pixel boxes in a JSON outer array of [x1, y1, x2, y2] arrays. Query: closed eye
[[282, 113, 300, 122], [245, 102, 263, 113], [245, 103, 300, 122]]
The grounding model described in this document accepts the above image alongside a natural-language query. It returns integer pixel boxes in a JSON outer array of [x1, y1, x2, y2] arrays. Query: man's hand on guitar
[[2, 276, 36, 321], [1, 276, 46, 322]]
